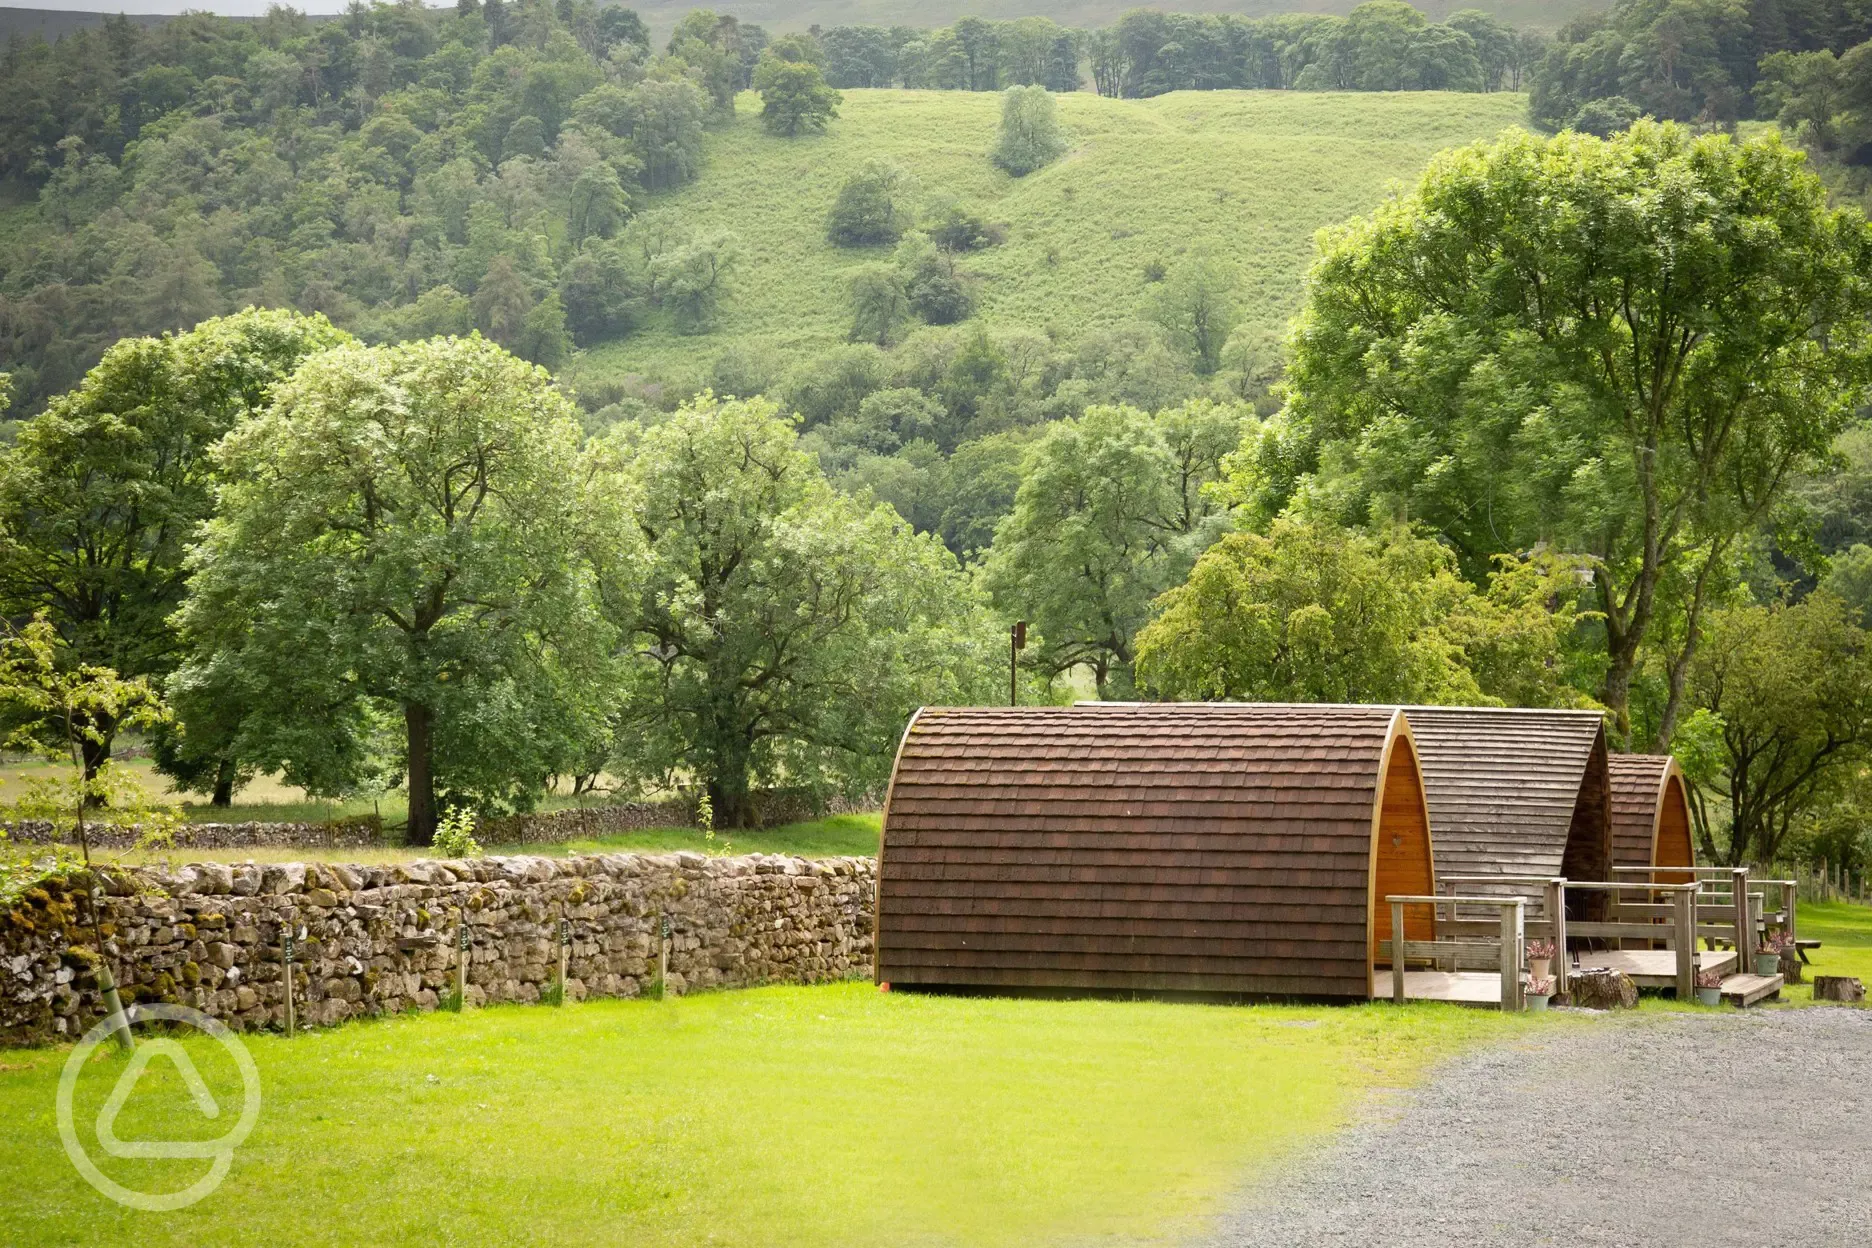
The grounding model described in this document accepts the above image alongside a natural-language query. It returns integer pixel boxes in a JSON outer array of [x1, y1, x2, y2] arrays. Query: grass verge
[[0, 983, 1534, 1247]]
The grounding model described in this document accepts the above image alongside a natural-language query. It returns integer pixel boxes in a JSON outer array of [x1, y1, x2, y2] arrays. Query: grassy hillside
[[577, 87, 1531, 392]]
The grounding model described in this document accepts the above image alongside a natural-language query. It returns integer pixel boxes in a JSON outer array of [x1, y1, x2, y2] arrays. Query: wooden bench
[[1794, 938, 1823, 964]]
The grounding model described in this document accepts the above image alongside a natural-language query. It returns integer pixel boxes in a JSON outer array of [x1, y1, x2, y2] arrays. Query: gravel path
[[1207, 1008, 1872, 1248]]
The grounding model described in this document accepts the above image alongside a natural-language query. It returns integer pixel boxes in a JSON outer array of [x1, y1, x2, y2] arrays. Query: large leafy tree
[[602, 393, 995, 828], [1135, 516, 1591, 707], [754, 53, 841, 137], [0, 308, 349, 778], [984, 400, 1243, 696], [172, 336, 620, 844], [1679, 592, 1872, 866], [1245, 123, 1872, 743]]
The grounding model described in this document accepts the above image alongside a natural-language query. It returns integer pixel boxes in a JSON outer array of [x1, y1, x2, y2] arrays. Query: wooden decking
[[1574, 949, 1737, 989], [1395, 971, 1509, 1005]]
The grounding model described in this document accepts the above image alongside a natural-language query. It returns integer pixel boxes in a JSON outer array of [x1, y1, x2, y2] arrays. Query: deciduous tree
[[173, 336, 620, 844], [1245, 124, 1872, 743], [601, 393, 995, 827]]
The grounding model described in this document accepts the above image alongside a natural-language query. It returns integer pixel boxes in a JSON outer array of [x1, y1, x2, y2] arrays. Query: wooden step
[[1719, 973, 1783, 1007]]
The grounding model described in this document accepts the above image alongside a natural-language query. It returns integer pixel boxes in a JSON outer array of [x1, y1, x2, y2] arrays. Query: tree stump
[[1778, 949, 1803, 984], [1813, 976, 1865, 1004], [1566, 968, 1639, 1010]]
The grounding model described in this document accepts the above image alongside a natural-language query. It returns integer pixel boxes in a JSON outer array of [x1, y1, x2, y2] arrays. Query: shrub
[[433, 808, 484, 859], [826, 159, 916, 246], [991, 85, 1067, 177]]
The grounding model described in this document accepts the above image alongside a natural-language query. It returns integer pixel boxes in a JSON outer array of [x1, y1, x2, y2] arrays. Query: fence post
[[1673, 886, 1695, 1000], [1730, 868, 1750, 962], [1499, 900, 1524, 1012], [1391, 899, 1406, 1005], [1546, 878, 1569, 999]]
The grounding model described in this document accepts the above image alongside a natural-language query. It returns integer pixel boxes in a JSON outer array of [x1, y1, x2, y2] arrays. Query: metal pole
[[557, 917, 570, 1006], [282, 925, 296, 1036], [657, 914, 671, 1000], [456, 914, 469, 1009]]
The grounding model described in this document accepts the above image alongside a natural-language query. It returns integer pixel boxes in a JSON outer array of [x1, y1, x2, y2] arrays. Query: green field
[[0, 984, 1529, 1247], [98, 813, 884, 865], [576, 87, 1531, 392]]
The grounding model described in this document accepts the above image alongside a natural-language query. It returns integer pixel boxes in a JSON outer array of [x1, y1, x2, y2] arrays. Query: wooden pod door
[[1371, 723, 1436, 973]]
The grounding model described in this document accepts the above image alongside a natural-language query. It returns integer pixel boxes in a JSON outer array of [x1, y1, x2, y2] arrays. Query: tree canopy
[[0, 308, 348, 775], [1242, 122, 1872, 743], [1135, 517, 1592, 707], [600, 393, 997, 827], [171, 335, 617, 843]]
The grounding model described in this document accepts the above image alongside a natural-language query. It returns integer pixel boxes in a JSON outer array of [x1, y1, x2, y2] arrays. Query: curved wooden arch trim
[[1651, 757, 1694, 885], [872, 705, 926, 985]]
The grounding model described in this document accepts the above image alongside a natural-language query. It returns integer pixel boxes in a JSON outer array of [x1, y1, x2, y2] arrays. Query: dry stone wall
[[3, 851, 876, 1047]]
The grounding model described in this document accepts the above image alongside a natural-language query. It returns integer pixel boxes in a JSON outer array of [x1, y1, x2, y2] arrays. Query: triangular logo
[[94, 1039, 225, 1160]]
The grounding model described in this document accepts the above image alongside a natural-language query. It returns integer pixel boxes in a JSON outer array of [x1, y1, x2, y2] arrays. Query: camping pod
[[873, 703, 1434, 1000], [1403, 707, 1612, 900], [1608, 754, 1695, 884]]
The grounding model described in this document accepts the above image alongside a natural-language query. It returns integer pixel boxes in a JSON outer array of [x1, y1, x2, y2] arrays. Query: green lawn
[[1785, 899, 1872, 1004], [0, 984, 1534, 1247], [576, 87, 1531, 394], [97, 813, 884, 866]]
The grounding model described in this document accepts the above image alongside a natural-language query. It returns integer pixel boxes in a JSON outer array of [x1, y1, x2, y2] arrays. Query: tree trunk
[[708, 770, 754, 832], [79, 728, 113, 785], [211, 757, 236, 807], [405, 700, 438, 846]]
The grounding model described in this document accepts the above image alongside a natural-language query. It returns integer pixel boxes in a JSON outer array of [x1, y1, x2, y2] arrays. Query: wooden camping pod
[[1403, 707, 1612, 892], [873, 703, 1434, 999], [1608, 754, 1695, 884]]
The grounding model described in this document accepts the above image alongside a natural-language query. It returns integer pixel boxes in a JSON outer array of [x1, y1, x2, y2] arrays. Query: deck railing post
[[1499, 899, 1524, 1012], [1391, 899, 1406, 1005], [1672, 886, 1695, 1000], [1749, 891, 1765, 961], [1546, 878, 1569, 999], [1730, 867, 1750, 960], [1786, 879, 1798, 944]]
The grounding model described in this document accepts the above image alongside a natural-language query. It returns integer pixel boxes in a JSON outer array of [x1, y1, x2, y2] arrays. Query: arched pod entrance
[[874, 703, 1434, 1000], [1609, 754, 1695, 884]]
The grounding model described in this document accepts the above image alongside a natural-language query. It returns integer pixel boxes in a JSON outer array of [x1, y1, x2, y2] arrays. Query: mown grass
[[97, 813, 884, 866], [1783, 899, 1872, 1005], [576, 87, 1530, 392], [0, 982, 1537, 1247]]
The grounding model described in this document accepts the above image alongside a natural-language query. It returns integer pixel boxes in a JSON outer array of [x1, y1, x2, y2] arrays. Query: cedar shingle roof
[[1608, 754, 1683, 868], [1403, 706, 1611, 887], [875, 702, 1424, 999]]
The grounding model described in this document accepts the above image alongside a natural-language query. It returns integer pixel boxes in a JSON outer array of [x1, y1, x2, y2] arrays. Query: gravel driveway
[[1207, 1008, 1872, 1248]]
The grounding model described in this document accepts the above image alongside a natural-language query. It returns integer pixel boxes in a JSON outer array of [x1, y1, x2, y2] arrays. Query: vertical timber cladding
[[874, 704, 1435, 999], [1608, 754, 1695, 884], [1403, 707, 1612, 907]]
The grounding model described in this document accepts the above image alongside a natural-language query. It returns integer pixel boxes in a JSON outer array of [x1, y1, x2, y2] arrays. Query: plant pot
[[1697, 987, 1722, 1007], [1755, 953, 1783, 977], [1525, 993, 1551, 1012], [1529, 957, 1551, 981]]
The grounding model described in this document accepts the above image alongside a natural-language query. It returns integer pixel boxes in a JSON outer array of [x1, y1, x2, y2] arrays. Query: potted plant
[[1527, 938, 1556, 982], [1526, 975, 1555, 1012], [1756, 931, 1792, 977], [1695, 967, 1723, 1006]]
